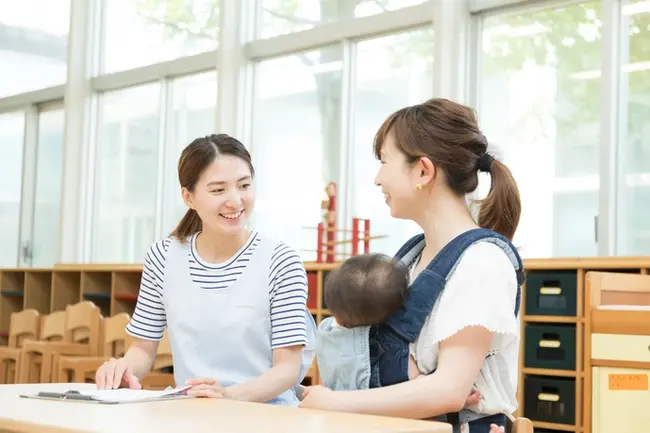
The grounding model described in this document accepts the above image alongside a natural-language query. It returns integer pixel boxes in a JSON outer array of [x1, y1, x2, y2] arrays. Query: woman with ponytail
[[301, 99, 523, 433], [95, 134, 316, 407]]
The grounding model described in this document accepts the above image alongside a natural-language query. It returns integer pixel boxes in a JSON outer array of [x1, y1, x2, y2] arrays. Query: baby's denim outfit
[[316, 228, 524, 433]]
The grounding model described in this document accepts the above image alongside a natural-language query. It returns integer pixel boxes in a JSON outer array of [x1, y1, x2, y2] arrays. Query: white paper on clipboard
[[81, 385, 193, 403], [20, 385, 193, 404]]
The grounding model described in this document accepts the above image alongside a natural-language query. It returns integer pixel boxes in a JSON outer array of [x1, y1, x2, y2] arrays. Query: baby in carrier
[[322, 253, 421, 379], [314, 253, 504, 433]]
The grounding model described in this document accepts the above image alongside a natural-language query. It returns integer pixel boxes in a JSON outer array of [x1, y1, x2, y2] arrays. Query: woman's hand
[[185, 377, 224, 398], [95, 358, 141, 390], [299, 385, 340, 410], [299, 386, 482, 412]]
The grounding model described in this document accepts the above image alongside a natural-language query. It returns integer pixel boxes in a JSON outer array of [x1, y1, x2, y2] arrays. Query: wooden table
[[0, 383, 451, 433]]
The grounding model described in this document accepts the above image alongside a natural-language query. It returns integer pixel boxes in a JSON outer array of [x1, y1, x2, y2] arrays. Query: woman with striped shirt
[[95, 134, 316, 406]]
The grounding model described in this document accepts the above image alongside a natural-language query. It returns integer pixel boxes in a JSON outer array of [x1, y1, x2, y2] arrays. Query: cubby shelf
[[1, 257, 649, 433]]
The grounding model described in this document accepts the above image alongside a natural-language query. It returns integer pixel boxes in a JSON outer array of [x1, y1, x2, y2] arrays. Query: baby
[[314, 253, 504, 433], [323, 253, 421, 379]]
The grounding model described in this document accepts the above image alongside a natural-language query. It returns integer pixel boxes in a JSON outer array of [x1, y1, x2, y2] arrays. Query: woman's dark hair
[[374, 98, 521, 240], [170, 134, 254, 241]]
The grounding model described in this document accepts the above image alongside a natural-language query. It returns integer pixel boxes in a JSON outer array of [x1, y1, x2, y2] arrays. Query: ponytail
[[477, 159, 521, 241], [170, 209, 202, 241]]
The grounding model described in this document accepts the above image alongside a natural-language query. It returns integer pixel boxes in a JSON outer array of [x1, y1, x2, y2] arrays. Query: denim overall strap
[[384, 228, 523, 342], [394, 233, 425, 262]]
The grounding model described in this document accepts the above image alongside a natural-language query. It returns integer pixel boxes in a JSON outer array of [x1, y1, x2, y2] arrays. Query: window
[[617, 0, 650, 255], [101, 0, 219, 74], [162, 71, 218, 236], [0, 112, 25, 266], [92, 84, 161, 263], [251, 47, 342, 261], [0, 0, 70, 97], [477, 1, 602, 258], [32, 106, 65, 266], [350, 28, 434, 256], [258, 0, 427, 39]]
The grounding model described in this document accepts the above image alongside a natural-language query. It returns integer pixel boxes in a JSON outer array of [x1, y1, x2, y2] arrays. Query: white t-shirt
[[409, 241, 520, 415]]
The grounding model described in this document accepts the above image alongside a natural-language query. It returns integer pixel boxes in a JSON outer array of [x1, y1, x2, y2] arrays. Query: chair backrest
[[8, 309, 40, 347], [100, 313, 132, 357], [40, 311, 67, 341], [506, 414, 534, 433], [64, 301, 102, 355]]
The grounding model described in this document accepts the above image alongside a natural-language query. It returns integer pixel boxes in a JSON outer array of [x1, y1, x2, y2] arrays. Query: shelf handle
[[537, 393, 560, 402], [540, 287, 561, 295], [539, 339, 561, 348]]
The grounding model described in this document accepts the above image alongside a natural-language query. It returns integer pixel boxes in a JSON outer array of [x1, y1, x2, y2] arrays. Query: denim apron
[[316, 228, 524, 432], [162, 237, 317, 406]]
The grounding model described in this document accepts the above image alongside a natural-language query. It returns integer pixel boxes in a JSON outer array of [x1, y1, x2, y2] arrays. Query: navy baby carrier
[[368, 228, 524, 433]]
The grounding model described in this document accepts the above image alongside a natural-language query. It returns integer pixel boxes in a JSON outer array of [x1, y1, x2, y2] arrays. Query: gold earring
[[415, 183, 423, 191]]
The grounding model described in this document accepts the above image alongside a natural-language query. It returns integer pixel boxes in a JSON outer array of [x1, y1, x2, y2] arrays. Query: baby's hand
[[464, 388, 481, 406], [489, 424, 505, 433]]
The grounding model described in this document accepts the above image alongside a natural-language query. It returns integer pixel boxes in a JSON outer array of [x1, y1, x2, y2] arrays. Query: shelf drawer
[[525, 271, 577, 316], [525, 324, 576, 370], [592, 366, 650, 433], [523, 375, 575, 425], [592, 333, 650, 363]]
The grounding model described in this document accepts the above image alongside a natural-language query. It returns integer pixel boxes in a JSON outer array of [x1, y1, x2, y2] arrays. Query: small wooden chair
[[14, 310, 66, 383], [0, 309, 40, 384], [54, 313, 132, 383], [506, 414, 533, 433], [18, 301, 102, 383]]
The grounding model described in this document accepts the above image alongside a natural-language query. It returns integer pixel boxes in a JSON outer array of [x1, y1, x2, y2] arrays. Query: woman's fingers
[[189, 389, 222, 398], [124, 368, 142, 389], [96, 358, 117, 389], [185, 377, 218, 386], [186, 384, 222, 398]]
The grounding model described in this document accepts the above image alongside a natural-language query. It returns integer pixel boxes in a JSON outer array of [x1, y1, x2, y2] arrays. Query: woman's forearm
[[338, 371, 467, 419], [123, 342, 158, 379], [224, 362, 299, 403]]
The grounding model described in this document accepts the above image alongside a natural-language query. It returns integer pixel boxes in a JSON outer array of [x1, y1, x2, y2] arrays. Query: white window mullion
[[598, 0, 622, 256], [154, 78, 171, 240], [216, 0, 246, 136], [17, 105, 39, 267], [337, 39, 354, 259], [432, 0, 469, 102], [60, 0, 99, 263]]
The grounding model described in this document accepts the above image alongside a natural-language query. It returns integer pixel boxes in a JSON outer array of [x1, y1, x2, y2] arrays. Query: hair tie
[[477, 153, 494, 172]]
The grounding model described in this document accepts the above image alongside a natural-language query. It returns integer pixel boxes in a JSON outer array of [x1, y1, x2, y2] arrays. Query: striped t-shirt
[[125, 231, 309, 349]]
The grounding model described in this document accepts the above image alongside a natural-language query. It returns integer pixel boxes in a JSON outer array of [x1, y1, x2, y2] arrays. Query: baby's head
[[324, 253, 409, 328]]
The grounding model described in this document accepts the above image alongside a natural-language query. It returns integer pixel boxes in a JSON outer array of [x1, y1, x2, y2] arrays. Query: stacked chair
[[0, 300, 175, 390], [0, 309, 40, 383]]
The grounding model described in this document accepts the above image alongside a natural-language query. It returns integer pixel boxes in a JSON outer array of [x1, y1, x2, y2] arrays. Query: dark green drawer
[[525, 271, 577, 316], [525, 324, 576, 370], [524, 375, 575, 425]]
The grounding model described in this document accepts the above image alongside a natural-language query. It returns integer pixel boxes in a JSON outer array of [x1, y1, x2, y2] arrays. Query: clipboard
[[19, 386, 194, 404]]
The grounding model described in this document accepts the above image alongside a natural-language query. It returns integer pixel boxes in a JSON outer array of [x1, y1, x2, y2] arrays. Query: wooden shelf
[[523, 315, 579, 323], [531, 420, 576, 431], [521, 367, 577, 378]]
